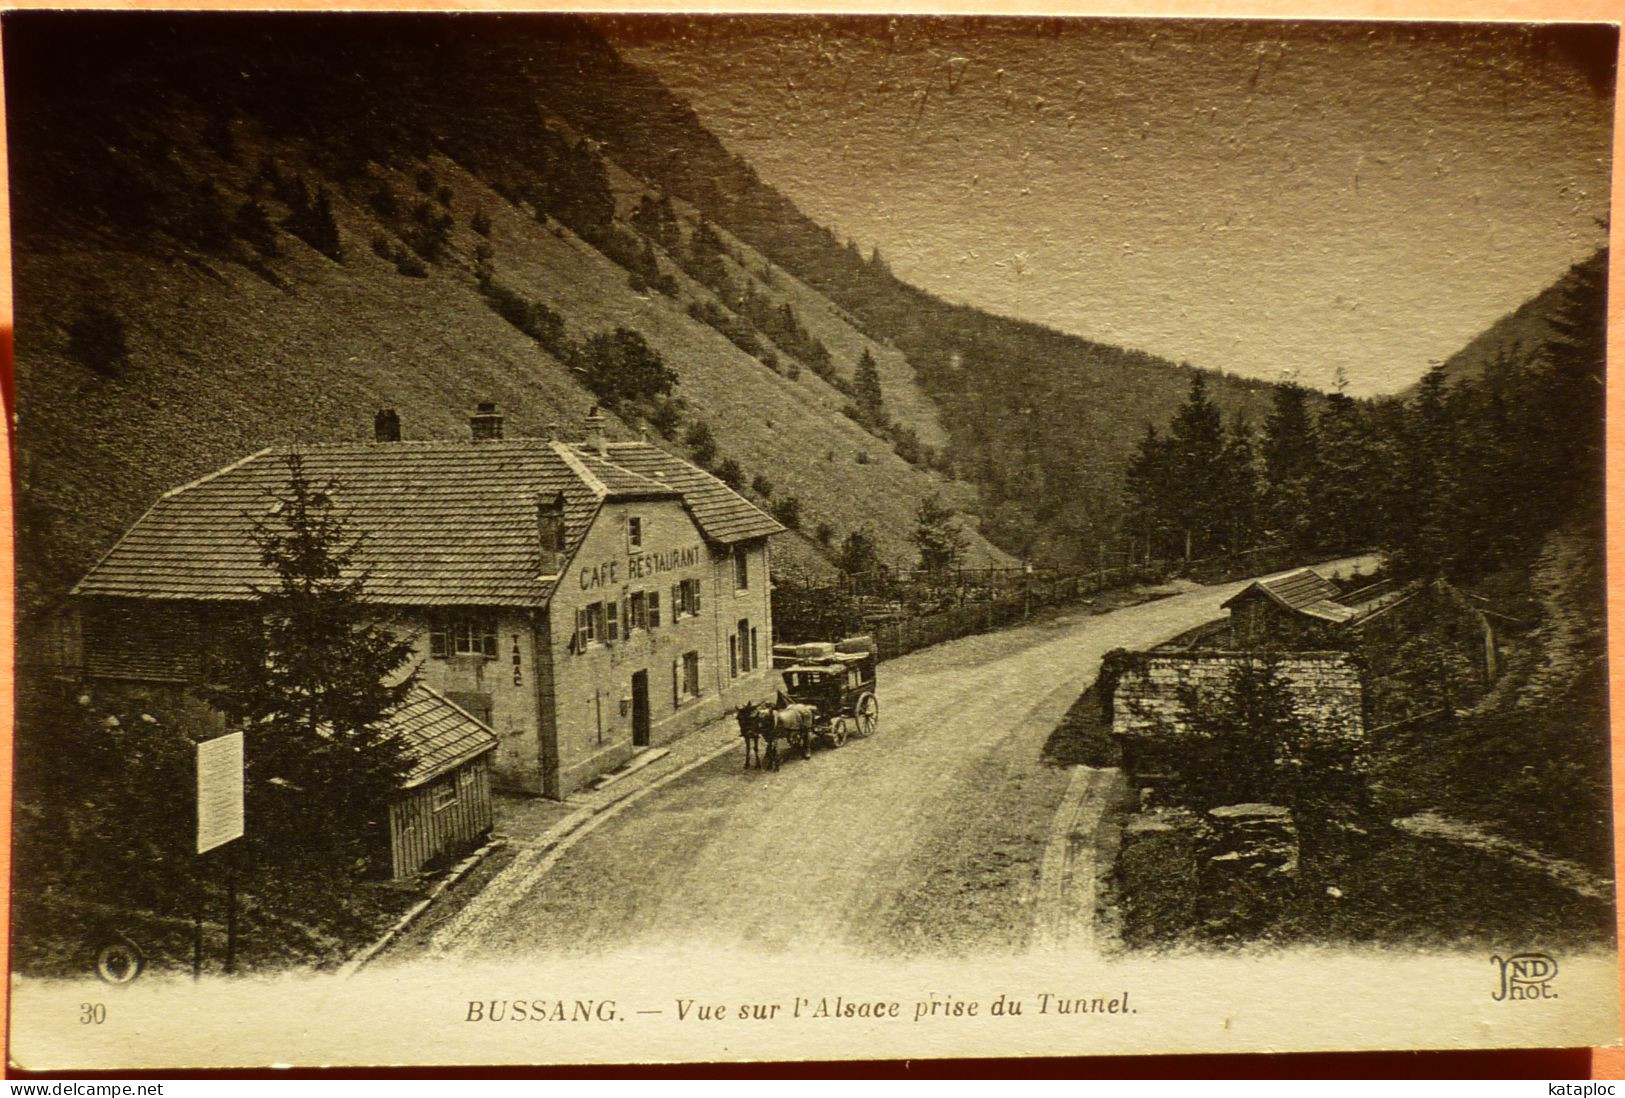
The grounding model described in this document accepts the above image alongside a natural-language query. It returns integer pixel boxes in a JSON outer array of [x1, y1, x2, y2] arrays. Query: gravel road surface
[[409, 557, 1378, 959]]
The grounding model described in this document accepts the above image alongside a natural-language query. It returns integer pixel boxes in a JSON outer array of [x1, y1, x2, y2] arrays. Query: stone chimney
[[374, 409, 401, 443], [584, 405, 608, 457], [471, 402, 504, 441], [537, 490, 566, 576]]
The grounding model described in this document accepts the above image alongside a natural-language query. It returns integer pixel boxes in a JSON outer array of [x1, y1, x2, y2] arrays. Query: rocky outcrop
[[1199, 803, 1299, 933]]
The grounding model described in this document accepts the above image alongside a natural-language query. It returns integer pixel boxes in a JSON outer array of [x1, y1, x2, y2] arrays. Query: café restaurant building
[[66, 406, 783, 798]]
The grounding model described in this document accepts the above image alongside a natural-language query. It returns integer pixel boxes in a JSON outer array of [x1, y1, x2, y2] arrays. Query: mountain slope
[[8, 14, 1023, 619], [8, 11, 1295, 619], [1411, 249, 1607, 393]]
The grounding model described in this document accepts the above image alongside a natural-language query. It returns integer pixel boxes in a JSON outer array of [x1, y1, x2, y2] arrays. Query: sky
[[604, 16, 1615, 396]]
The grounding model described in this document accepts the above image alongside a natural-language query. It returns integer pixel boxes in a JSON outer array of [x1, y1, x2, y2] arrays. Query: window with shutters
[[605, 599, 619, 643], [648, 590, 661, 628], [682, 651, 701, 699], [627, 515, 644, 549], [728, 635, 738, 679], [676, 578, 702, 617], [629, 592, 647, 632], [737, 618, 752, 673], [431, 616, 497, 659], [576, 603, 606, 650]]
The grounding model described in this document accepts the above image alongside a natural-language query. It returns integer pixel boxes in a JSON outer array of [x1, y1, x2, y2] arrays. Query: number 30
[[79, 1003, 106, 1025]]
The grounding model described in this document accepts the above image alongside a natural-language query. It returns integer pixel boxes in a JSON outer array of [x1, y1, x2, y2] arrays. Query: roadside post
[[196, 730, 246, 977]]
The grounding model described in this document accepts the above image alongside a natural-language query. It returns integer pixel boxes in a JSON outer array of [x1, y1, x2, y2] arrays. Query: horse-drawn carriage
[[738, 635, 880, 769]]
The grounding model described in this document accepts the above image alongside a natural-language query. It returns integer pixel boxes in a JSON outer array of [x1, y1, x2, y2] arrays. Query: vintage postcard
[[4, 6, 1619, 1070]]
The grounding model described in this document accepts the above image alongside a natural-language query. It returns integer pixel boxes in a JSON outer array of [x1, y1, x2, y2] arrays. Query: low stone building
[[1107, 649, 1366, 784], [1109, 650, 1366, 742]]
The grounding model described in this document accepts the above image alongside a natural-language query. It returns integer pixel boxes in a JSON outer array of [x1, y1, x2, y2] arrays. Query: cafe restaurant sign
[[580, 544, 703, 591]]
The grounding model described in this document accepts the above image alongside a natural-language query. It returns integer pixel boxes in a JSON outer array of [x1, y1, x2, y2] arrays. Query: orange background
[[0, 0, 1619, 1079]]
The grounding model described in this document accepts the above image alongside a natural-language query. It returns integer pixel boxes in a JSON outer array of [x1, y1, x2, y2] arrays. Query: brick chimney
[[374, 409, 401, 443], [584, 405, 608, 457], [537, 490, 566, 576], [471, 402, 504, 441]]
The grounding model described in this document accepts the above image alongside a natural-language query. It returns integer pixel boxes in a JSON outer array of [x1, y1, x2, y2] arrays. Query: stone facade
[[1110, 650, 1366, 744], [60, 417, 785, 802], [532, 496, 774, 797], [70, 503, 775, 800]]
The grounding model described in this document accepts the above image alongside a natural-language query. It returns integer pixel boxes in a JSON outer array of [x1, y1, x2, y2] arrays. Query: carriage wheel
[[856, 693, 879, 737], [829, 717, 849, 748]]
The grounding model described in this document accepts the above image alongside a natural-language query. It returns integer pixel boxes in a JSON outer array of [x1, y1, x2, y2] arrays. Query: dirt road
[[414, 557, 1377, 959]]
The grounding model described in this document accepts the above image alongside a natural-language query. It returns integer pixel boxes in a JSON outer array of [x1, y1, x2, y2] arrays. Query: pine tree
[[1310, 392, 1387, 552], [1124, 424, 1175, 561], [1261, 382, 1319, 548], [284, 186, 344, 262], [1217, 416, 1263, 553], [1531, 251, 1607, 523], [912, 493, 967, 571], [854, 348, 885, 424], [837, 528, 884, 577], [1165, 374, 1227, 558], [203, 453, 417, 869]]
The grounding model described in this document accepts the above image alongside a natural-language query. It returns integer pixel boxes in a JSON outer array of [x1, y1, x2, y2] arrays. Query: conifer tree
[[1165, 374, 1227, 558], [912, 492, 968, 571], [1217, 416, 1263, 552], [204, 453, 417, 869], [854, 348, 885, 424], [1261, 382, 1319, 548], [837, 528, 884, 577]]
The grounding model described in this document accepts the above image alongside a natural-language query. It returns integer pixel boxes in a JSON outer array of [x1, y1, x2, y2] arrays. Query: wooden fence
[[865, 565, 1162, 662]]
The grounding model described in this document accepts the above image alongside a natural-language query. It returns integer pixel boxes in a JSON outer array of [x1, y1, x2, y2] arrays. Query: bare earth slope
[[15, 121, 1008, 617]]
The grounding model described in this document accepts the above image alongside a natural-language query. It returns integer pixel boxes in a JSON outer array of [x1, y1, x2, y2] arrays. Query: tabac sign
[[196, 731, 245, 855]]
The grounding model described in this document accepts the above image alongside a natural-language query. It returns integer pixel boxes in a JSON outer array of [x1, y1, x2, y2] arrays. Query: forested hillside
[[1419, 250, 1608, 394], [1126, 248, 1606, 578], [9, 11, 1294, 622]]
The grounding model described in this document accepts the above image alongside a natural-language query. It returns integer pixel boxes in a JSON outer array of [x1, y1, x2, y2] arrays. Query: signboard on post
[[196, 731, 245, 855]]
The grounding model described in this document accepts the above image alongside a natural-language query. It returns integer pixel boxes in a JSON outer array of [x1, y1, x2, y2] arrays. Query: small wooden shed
[[1221, 568, 1356, 648], [386, 683, 499, 879]]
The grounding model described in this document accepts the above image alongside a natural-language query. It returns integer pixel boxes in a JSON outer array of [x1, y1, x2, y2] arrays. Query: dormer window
[[627, 516, 644, 550]]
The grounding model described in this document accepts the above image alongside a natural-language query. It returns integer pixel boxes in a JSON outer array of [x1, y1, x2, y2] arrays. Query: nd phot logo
[[1491, 952, 1558, 1001]]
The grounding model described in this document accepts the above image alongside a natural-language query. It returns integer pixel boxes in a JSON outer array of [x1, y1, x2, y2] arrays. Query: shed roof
[[388, 683, 500, 788], [1220, 567, 1357, 624], [71, 438, 781, 607]]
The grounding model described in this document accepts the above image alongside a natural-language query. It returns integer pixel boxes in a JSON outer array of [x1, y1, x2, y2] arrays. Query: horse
[[736, 703, 767, 769], [769, 703, 818, 768]]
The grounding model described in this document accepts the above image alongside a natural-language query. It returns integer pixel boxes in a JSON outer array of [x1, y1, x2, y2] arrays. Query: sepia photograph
[[3, 6, 1619, 1070]]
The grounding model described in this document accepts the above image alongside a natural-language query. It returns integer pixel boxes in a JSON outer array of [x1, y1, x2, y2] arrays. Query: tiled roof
[[591, 442, 783, 544], [1220, 567, 1357, 624], [72, 437, 774, 607], [388, 683, 499, 788]]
